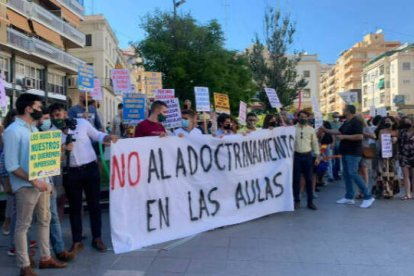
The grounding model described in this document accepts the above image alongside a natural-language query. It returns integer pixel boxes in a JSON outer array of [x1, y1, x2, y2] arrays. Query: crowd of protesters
[[1, 92, 414, 275]]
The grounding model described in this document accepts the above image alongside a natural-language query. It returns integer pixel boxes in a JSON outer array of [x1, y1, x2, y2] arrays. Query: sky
[[84, 0, 414, 64]]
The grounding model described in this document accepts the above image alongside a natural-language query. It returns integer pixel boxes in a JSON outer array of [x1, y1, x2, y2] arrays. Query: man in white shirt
[[49, 103, 118, 255], [174, 109, 203, 137]]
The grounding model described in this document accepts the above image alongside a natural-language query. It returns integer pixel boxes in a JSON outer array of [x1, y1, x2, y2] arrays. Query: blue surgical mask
[[182, 119, 190, 129], [40, 119, 51, 131]]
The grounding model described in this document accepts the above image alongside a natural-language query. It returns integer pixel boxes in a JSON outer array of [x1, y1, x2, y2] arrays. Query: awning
[[377, 79, 385, 90], [6, 9, 31, 34], [32, 21, 64, 48], [61, 7, 80, 28]]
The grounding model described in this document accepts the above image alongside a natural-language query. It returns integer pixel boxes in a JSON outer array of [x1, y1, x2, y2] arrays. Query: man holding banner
[[134, 101, 168, 137], [4, 94, 67, 275], [174, 109, 202, 137]]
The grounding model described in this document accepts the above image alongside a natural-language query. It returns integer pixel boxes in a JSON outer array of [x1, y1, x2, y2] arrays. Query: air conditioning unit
[[68, 76, 77, 88], [23, 78, 34, 88]]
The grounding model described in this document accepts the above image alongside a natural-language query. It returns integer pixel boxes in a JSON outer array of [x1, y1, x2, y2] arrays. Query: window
[[47, 73, 65, 95], [16, 62, 44, 90], [302, 89, 311, 98], [0, 56, 9, 81], [303, 70, 310, 78], [379, 65, 384, 75], [403, 79, 410, 85], [363, 74, 367, 83], [403, 62, 411, 71], [380, 93, 385, 104], [86, 34, 92, 46]]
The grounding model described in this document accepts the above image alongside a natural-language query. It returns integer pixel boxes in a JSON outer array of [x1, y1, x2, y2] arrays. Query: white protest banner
[[0, 77, 6, 108], [111, 69, 132, 95], [110, 127, 295, 253], [339, 91, 358, 105], [239, 101, 247, 125], [155, 89, 175, 100], [160, 97, 182, 129], [194, 87, 211, 112], [90, 79, 103, 101], [264, 88, 282, 108], [381, 133, 392, 158]]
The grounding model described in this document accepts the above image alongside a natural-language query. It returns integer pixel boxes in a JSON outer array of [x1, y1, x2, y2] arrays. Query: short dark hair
[[372, 115, 382, 126], [151, 100, 168, 112], [345, 105, 356, 115], [41, 105, 49, 115], [118, 103, 123, 110], [247, 112, 257, 118], [182, 109, 196, 118], [48, 103, 66, 115], [15, 93, 42, 115], [297, 110, 310, 117], [217, 113, 231, 126]]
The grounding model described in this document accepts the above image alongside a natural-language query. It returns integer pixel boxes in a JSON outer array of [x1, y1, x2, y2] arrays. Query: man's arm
[[338, 134, 363, 141], [322, 127, 341, 135], [85, 119, 118, 144]]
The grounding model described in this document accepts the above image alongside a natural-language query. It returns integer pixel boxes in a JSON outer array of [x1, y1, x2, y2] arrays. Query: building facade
[[320, 32, 400, 114], [68, 14, 129, 126], [362, 44, 414, 115], [0, 0, 85, 114], [294, 54, 321, 110]]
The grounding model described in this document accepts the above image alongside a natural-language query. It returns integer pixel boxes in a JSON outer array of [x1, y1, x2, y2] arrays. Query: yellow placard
[[145, 72, 163, 98], [29, 130, 62, 181], [214, 92, 230, 114]]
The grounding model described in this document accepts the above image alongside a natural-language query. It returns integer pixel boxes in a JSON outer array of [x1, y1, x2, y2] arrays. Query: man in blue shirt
[[68, 93, 103, 131], [4, 93, 67, 275]]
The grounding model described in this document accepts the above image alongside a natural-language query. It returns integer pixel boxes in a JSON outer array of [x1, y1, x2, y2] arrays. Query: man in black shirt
[[323, 105, 375, 208]]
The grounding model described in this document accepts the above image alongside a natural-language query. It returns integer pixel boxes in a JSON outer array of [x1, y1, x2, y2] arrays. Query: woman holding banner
[[374, 116, 400, 199]]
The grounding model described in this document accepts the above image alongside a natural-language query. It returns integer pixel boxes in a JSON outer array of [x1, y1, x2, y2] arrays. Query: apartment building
[[320, 32, 400, 113], [0, 0, 85, 112], [362, 43, 414, 115], [68, 14, 130, 126], [293, 54, 321, 110], [319, 64, 334, 114]]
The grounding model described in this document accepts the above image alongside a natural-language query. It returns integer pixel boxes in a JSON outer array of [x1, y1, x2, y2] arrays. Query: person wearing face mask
[[330, 112, 342, 181], [174, 109, 202, 137], [372, 116, 400, 199], [135, 101, 168, 137], [323, 105, 375, 208], [398, 116, 414, 200], [215, 113, 233, 136], [4, 94, 67, 276], [246, 113, 259, 131], [293, 110, 320, 210], [262, 114, 278, 129]]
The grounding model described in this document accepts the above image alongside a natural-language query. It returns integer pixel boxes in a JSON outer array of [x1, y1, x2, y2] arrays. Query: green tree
[[247, 7, 307, 110], [135, 10, 255, 115]]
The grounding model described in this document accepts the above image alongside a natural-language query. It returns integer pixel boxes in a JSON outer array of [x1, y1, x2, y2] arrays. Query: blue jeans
[[50, 184, 65, 255], [342, 155, 372, 200]]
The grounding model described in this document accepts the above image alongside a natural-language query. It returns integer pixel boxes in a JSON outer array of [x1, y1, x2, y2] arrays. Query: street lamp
[[173, 0, 186, 19]]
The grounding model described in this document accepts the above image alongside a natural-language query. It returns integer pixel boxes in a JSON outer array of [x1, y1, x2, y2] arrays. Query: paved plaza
[[1, 181, 414, 276]]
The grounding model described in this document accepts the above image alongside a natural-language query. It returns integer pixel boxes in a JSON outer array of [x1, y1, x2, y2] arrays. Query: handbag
[[362, 146, 375, 159]]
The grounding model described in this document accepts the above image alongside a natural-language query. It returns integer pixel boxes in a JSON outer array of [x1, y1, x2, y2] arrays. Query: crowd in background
[[0, 93, 414, 275]]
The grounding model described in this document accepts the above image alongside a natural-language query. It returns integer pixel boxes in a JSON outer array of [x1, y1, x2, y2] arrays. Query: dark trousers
[[333, 146, 341, 178], [63, 162, 102, 243], [293, 152, 313, 204]]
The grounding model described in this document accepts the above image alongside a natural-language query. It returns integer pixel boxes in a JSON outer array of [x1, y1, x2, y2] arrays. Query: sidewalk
[[1, 181, 414, 276]]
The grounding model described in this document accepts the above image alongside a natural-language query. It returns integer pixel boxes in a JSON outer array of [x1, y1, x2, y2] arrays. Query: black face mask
[[299, 119, 307, 125], [224, 124, 232, 130], [403, 123, 412, 129], [30, 109, 43, 121], [269, 122, 277, 127], [384, 123, 392, 129]]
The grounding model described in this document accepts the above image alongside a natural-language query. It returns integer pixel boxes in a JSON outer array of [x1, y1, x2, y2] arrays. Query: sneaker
[[360, 198, 375, 208], [7, 248, 15, 256], [336, 198, 355, 205], [2, 224, 10, 236], [29, 240, 37, 248]]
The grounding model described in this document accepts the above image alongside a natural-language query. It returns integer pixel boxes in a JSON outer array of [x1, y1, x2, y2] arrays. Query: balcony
[[56, 0, 85, 19], [7, 28, 84, 72], [8, 0, 85, 47]]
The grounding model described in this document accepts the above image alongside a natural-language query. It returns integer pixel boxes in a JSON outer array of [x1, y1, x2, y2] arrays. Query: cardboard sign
[[160, 97, 182, 129], [369, 106, 376, 117], [90, 79, 102, 101], [239, 101, 247, 125], [110, 127, 295, 253], [376, 107, 387, 117], [29, 131, 62, 180], [145, 72, 163, 98], [0, 77, 6, 108], [214, 93, 230, 114], [381, 133, 392, 158], [264, 88, 282, 108], [123, 93, 146, 125], [77, 64, 94, 92], [155, 89, 175, 100], [194, 87, 211, 112], [111, 69, 132, 95], [312, 96, 320, 113]]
